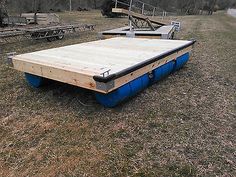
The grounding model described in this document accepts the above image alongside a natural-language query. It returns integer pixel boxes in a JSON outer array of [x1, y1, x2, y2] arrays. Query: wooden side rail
[[112, 8, 167, 26]]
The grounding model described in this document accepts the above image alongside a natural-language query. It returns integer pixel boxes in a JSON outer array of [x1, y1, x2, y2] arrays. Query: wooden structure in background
[[112, 8, 167, 27], [21, 13, 60, 25], [100, 1, 175, 40]]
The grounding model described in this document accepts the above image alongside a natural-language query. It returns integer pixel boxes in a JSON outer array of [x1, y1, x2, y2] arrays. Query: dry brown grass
[[0, 10, 236, 177]]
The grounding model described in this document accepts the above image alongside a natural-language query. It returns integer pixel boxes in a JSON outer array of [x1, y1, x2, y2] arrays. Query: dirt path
[[175, 13, 236, 176], [0, 12, 235, 177]]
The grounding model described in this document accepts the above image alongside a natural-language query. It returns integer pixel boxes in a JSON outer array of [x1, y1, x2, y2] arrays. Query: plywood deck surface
[[13, 37, 192, 77]]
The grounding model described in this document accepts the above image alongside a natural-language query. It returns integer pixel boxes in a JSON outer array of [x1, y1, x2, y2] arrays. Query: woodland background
[[4, 0, 236, 14]]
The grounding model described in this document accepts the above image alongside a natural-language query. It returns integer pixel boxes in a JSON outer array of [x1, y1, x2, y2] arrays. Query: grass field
[[0, 10, 236, 177]]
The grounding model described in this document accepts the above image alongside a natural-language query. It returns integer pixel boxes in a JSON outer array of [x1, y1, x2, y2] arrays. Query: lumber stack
[[21, 13, 60, 25]]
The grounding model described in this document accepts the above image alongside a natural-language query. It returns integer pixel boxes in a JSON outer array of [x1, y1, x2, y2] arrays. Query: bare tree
[[3, 0, 235, 14]]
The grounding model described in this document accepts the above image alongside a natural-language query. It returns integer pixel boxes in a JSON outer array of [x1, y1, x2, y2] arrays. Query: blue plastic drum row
[[25, 73, 47, 88], [95, 52, 190, 107], [24, 53, 190, 108]]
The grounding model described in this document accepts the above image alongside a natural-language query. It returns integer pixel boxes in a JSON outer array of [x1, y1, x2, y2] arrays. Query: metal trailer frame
[[0, 23, 95, 44]]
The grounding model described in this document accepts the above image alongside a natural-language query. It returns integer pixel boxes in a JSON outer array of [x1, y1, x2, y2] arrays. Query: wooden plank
[[21, 13, 60, 25], [112, 8, 167, 26], [101, 34, 161, 40], [113, 46, 192, 92], [13, 59, 99, 92]]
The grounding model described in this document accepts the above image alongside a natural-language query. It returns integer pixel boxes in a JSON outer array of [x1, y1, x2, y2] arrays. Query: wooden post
[[129, 0, 133, 12], [69, 0, 72, 12], [128, 0, 133, 31], [152, 7, 155, 17], [32, 0, 36, 13], [142, 4, 144, 14], [146, 18, 155, 31]]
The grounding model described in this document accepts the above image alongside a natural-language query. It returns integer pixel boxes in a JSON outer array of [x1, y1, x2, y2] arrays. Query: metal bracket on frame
[[100, 69, 111, 78], [96, 69, 115, 92], [96, 80, 115, 93], [6, 52, 16, 67]]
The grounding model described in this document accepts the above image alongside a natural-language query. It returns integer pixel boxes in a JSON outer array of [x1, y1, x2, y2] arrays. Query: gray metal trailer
[[0, 23, 95, 44]]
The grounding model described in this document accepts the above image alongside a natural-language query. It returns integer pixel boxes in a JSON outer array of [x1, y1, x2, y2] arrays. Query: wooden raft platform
[[12, 37, 195, 94]]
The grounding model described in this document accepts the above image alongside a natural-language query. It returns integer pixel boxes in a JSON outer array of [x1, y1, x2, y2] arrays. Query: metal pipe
[[152, 7, 155, 17], [129, 0, 133, 11], [128, 0, 133, 31], [69, 0, 72, 12], [142, 3, 144, 14]]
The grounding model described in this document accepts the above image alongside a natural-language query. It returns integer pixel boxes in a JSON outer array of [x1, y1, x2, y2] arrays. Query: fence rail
[[113, 0, 167, 17]]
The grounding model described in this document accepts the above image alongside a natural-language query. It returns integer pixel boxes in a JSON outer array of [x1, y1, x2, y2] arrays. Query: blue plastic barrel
[[151, 61, 175, 84], [25, 73, 46, 88], [173, 52, 190, 72], [95, 74, 150, 108]]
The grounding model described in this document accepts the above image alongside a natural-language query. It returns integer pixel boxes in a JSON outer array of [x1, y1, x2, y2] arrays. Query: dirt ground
[[0, 10, 235, 177]]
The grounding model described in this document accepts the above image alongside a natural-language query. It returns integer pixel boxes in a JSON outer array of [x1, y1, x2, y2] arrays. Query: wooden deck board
[[112, 8, 167, 26]]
